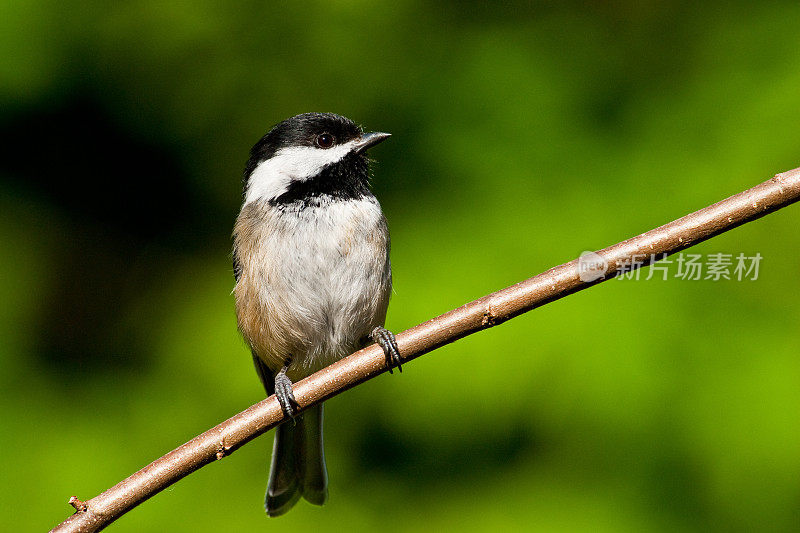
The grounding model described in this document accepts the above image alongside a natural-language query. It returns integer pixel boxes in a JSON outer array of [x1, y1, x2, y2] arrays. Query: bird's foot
[[370, 326, 402, 374], [274, 364, 299, 419]]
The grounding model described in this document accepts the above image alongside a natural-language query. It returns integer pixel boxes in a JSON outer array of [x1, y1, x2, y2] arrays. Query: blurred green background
[[2, 1, 800, 531]]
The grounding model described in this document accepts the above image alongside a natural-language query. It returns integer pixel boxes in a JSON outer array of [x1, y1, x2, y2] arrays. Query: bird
[[232, 112, 401, 516]]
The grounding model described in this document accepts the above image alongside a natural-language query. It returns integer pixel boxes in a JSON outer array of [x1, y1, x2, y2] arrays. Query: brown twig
[[68, 497, 87, 513], [51, 166, 800, 533]]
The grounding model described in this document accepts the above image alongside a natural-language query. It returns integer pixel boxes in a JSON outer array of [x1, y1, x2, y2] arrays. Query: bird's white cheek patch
[[245, 141, 358, 205]]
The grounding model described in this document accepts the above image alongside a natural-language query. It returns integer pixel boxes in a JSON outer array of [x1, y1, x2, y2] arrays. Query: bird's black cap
[[245, 113, 362, 179]]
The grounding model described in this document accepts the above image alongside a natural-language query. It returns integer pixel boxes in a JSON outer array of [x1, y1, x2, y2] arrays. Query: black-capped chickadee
[[232, 113, 401, 516]]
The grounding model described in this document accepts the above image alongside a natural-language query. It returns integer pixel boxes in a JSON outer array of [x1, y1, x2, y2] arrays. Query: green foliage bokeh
[[2, 2, 800, 532]]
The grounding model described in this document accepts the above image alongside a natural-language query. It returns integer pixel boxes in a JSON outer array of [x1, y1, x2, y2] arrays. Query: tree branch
[[51, 166, 800, 533]]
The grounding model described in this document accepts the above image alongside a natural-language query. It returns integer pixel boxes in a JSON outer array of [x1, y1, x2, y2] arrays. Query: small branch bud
[[68, 497, 87, 513]]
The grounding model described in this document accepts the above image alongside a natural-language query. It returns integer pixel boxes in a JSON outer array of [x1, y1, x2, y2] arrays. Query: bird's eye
[[315, 133, 335, 149]]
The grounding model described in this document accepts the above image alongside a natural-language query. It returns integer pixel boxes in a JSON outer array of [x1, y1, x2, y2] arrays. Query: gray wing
[[252, 351, 275, 396], [233, 248, 242, 283]]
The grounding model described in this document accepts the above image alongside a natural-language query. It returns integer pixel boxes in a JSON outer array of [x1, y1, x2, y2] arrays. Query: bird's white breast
[[233, 197, 391, 378]]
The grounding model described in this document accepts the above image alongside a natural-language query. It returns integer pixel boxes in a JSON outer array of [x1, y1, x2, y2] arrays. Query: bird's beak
[[353, 132, 391, 154]]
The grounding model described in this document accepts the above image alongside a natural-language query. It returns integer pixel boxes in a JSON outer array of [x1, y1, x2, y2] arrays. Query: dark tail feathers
[[265, 404, 328, 516]]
